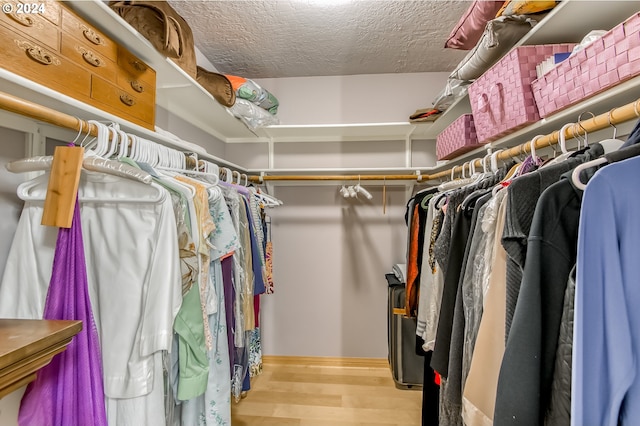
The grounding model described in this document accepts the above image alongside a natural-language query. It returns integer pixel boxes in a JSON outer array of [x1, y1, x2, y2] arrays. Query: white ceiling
[[168, 0, 471, 79]]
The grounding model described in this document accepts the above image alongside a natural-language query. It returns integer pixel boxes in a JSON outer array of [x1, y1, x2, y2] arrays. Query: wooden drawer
[[40, 0, 62, 26], [117, 47, 156, 86], [0, 6, 59, 51], [61, 6, 117, 62], [0, 22, 91, 98], [91, 76, 154, 128], [116, 69, 155, 105], [61, 33, 117, 83]]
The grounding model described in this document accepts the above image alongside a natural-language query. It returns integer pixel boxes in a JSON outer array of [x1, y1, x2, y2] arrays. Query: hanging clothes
[[461, 190, 508, 426], [573, 155, 640, 426], [0, 172, 182, 426], [494, 144, 604, 426], [176, 176, 217, 352], [545, 265, 576, 426], [501, 144, 603, 339], [416, 194, 445, 352], [18, 200, 108, 426], [178, 190, 239, 426]]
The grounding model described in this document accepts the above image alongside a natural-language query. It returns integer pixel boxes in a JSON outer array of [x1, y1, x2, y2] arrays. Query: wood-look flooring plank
[[231, 360, 422, 425], [240, 390, 342, 407], [256, 379, 419, 397], [341, 394, 422, 410], [272, 404, 421, 425], [270, 371, 393, 387], [265, 364, 395, 378]]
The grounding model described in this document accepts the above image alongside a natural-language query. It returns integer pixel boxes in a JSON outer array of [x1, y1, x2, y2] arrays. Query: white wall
[[255, 72, 449, 125], [155, 105, 226, 158], [224, 139, 438, 170], [260, 184, 408, 358]]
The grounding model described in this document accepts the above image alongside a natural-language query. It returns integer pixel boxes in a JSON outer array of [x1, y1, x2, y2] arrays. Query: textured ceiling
[[168, 0, 471, 78]]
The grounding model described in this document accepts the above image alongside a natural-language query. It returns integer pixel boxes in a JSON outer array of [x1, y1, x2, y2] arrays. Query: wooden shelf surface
[[0, 319, 82, 398]]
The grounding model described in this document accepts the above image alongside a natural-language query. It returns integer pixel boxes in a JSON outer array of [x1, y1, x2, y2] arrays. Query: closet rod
[[248, 98, 640, 183], [0, 90, 95, 136], [428, 98, 640, 181], [0, 90, 203, 168], [249, 174, 422, 182]]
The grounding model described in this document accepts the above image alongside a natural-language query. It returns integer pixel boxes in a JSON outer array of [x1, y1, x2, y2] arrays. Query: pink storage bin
[[436, 114, 480, 160], [533, 12, 640, 118], [468, 44, 576, 143]]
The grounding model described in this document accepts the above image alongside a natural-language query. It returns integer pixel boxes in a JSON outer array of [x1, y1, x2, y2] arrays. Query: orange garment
[[225, 74, 248, 91], [406, 203, 421, 317]]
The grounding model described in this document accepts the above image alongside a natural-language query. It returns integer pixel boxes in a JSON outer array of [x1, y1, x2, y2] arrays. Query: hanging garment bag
[[386, 273, 424, 389]]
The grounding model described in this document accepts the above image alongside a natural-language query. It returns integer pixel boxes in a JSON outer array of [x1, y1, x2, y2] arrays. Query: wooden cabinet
[[0, 0, 156, 130], [0, 319, 82, 399], [61, 6, 117, 62]]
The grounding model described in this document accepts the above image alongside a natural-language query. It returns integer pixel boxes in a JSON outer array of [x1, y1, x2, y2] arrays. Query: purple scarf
[[19, 201, 107, 426]]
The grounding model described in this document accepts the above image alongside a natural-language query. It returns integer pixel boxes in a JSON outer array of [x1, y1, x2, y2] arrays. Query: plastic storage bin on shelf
[[532, 12, 640, 118], [468, 44, 575, 143], [436, 114, 480, 160]]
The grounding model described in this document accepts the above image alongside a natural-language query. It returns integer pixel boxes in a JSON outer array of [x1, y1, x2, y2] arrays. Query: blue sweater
[[573, 155, 640, 426]]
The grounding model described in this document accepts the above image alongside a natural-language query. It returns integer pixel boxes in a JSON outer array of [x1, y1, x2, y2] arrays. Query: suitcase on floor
[[386, 273, 424, 389]]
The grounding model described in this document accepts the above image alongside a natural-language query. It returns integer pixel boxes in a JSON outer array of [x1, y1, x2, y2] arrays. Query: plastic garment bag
[[18, 201, 107, 426]]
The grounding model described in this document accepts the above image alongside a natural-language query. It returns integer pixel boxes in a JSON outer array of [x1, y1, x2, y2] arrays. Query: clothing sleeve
[[572, 174, 634, 426], [417, 199, 435, 340], [140, 197, 182, 357], [496, 181, 579, 426], [0, 204, 55, 319]]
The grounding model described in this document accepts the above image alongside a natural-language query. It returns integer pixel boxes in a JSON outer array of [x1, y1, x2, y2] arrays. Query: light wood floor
[[231, 357, 422, 426]]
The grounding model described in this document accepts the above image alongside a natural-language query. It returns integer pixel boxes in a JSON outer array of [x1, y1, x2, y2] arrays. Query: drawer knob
[[120, 94, 136, 106], [130, 80, 144, 93], [129, 60, 147, 72], [8, 13, 35, 27], [16, 40, 60, 66], [82, 27, 104, 46], [81, 50, 104, 68]]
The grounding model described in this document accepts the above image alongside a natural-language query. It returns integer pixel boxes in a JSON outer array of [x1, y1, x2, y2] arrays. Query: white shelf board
[[425, 95, 472, 137], [66, 0, 258, 143], [250, 122, 436, 143], [249, 166, 429, 174], [517, 0, 640, 47]]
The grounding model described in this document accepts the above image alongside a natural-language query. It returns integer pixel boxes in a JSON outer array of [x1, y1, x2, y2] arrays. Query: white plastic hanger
[[529, 134, 544, 166], [490, 149, 504, 174], [220, 167, 234, 184], [6, 123, 153, 184], [354, 184, 373, 199], [438, 161, 474, 192], [254, 190, 282, 206], [597, 109, 625, 154], [544, 122, 576, 167], [17, 172, 165, 203]]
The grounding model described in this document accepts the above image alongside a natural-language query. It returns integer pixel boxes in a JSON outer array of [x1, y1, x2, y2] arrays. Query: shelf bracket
[[405, 135, 412, 168], [268, 137, 275, 170]]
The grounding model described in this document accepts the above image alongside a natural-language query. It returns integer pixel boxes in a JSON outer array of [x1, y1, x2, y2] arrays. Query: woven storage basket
[[469, 44, 576, 143], [436, 114, 480, 160], [532, 12, 640, 118]]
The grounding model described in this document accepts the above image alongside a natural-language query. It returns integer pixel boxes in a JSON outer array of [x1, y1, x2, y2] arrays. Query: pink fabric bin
[[468, 44, 576, 143], [532, 12, 640, 118], [436, 114, 480, 160]]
